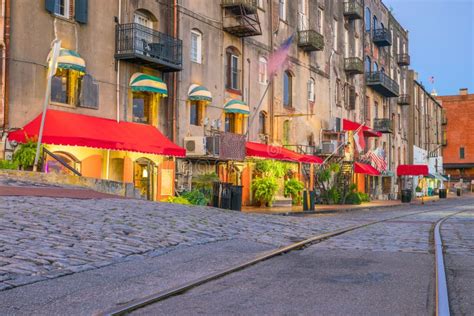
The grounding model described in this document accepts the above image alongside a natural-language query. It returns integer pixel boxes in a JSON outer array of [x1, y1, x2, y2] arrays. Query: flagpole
[[245, 77, 272, 140]]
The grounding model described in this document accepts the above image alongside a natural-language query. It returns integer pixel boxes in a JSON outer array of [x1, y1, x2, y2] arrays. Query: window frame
[[365, 7, 371, 32], [258, 111, 268, 135], [460, 147, 465, 159], [190, 29, 202, 64], [279, 0, 286, 21], [318, 8, 324, 34], [51, 68, 82, 107], [283, 71, 293, 109], [308, 78, 315, 102], [54, 0, 70, 19], [258, 56, 268, 85]]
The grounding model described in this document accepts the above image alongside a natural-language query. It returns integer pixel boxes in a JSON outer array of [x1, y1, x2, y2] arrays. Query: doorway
[[134, 158, 155, 200]]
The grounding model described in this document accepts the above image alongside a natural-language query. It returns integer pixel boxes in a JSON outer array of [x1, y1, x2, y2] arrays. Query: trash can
[[309, 190, 316, 211], [303, 190, 316, 211], [439, 189, 447, 199], [230, 185, 243, 211], [212, 181, 221, 207], [401, 189, 412, 203], [220, 183, 232, 209], [456, 188, 462, 197]]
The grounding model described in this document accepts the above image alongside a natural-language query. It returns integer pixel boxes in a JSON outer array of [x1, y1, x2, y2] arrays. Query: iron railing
[[373, 118, 393, 133], [222, 0, 258, 12], [397, 53, 410, 66], [344, 57, 364, 74], [297, 30, 324, 51], [398, 94, 410, 105], [343, 1, 363, 20], [115, 23, 182, 72], [373, 28, 392, 46], [366, 71, 399, 97]]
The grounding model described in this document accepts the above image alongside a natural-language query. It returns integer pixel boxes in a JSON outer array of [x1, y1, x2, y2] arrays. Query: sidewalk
[[0, 185, 125, 199]]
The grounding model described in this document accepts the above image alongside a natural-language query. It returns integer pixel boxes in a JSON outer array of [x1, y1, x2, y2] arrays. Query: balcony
[[297, 30, 324, 52], [218, 132, 246, 161], [343, 1, 363, 20], [366, 72, 399, 97], [344, 57, 364, 75], [222, 0, 261, 37], [373, 28, 392, 47], [397, 53, 410, 66], [373, 118, 393, 134], [115, 23, 182, 72], [398, 94, 410, 105]]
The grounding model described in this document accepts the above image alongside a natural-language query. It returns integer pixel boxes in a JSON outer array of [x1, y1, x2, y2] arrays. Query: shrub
[[13, 140, 40, 169], [0, 160, 19, 170], [162, 196, 191, 205], [359, 192, 370, 202], [415, 186, 422, 192], [284, 178, 305, 205], [192, 172, 219, 202], [252, 177, 278, 207], [345, 192, 362, 205], [181, 189, 209, 206], [327, 187, 341, 205]]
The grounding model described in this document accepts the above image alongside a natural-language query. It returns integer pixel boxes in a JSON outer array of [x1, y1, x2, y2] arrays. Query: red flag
[[353, 129, 366, 152]]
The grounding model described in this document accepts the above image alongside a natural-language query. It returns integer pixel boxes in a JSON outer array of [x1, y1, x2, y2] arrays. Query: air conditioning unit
[[184, 136, 206, 156], [206, 136, 220, 157], [321, 140, 340, 155]]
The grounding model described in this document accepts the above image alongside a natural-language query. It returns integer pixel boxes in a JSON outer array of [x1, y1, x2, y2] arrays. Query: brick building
[[438, 88, 474, 184]]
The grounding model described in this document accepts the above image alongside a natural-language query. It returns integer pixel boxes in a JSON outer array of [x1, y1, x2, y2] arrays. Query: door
[[134, 158, 155, 200], [134, 12, 153, 54]]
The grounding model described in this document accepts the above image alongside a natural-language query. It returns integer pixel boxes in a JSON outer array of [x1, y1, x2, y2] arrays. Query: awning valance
[[298, 154, 323, 164], [8, 110, 185, 157], [246, 142, 301, 162], [188, 84, 212, 102], [396, 164, 429, 176], [224, 99, 250, 115], [354, 162, 381, 176], [57, 49, 86, 73], [343, 119, 382, 137], [130, 73, 168, 96]]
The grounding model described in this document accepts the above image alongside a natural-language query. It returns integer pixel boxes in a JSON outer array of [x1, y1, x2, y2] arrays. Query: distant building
[[437, 88, 474, 185]]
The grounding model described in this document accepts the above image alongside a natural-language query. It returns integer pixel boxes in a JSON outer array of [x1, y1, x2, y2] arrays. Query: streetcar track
[[99, 199, 472, 316]]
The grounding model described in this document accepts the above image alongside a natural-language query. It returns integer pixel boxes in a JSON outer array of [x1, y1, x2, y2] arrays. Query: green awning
[[130, 72, 168, 97], [223, 99, 250, 115], [57, 49, 86, 72], [188, 84, 212, 102]]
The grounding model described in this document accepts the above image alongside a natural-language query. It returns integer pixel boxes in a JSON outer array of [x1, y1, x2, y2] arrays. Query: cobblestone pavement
[[0, 196, 472, 292]]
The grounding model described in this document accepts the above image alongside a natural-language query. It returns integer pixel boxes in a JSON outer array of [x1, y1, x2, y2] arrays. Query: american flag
[[364, 148, 387, 172], [268, 35, 294, 77]]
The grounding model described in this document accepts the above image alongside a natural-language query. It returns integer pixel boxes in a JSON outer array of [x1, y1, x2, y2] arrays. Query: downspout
[[2, 0, 10, 129], [269, 0, 275, 143], [172, 0, 178, 142], [329, 50, 335, 128], [116, 0, 122, 122]]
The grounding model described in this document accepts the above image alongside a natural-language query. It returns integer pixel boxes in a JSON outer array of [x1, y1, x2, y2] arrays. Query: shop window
[[258, 111, 267, 135], [283, 71, 293, 108], [132, 91, 153, 124], [190, 101, 205, 126], [283, 120, 290, 145], [460, 147, 465, 159], [51, 68, 83, 106]]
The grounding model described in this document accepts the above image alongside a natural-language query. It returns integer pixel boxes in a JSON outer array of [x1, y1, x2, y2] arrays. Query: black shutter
[[75, 0, 88, 24], [78, 74, 99, 109], [45, 0, 56, 13]]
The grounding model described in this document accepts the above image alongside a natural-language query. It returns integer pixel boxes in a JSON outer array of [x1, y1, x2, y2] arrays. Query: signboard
[[160, 169, 173, 196]]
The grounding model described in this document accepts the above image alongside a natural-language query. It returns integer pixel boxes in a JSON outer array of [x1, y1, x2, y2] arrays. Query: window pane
[[190, 102, 199, 125], [51, 71, 68, 104], [191, 33, 197, 62], [284, 72, 291, 107], [133, 94, 150, 124]]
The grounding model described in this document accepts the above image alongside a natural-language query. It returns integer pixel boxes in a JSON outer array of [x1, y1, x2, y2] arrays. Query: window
[[51, 68, 83, 106], [365, 7, 371, 32], [460, 147, 465, 159], [225, 113, 245, 134], [132, 92, 153, 124], [283, 71, 293, 108], [134, 11, 152, 28], [283, 120, 290, 145], [398, 113, 401, 130], [344, 26, 349, 58], [190, 30, 202, 64], [53, 0, 70, 18], [373, 62, 378, 72], [333, 18, 338, 50], [297, 0, 308, 31], [258, 111, 267, 135], [308, 78, 315, 102], [258, 57, 267, 84], [374, 101, 379, 119], [190, 101, 205, 126], [365, 96, 370, 124], [279, 0, 286, 21], [318, 8, 324, 34], [336, 79, 341, 106], [226, 47, 240, 90], [365, 56, 371, 73], [373, 15, 378, 31]]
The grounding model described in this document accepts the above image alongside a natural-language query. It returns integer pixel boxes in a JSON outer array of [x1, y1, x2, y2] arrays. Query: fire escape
[[222, 0, 262, 37]]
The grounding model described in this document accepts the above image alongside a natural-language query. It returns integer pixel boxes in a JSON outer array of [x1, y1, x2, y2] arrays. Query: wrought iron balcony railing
[[222, 0, 258, 13], [366, 72, 399, 97], [373, 118, 393, 134], [115, 23, 182, 72], [398, 94, 410, 105], [343, 1, 363, 20], [297, 29, 324, 52], [344, 57, 364, 75], [373, 28, 392, 47], [222, 0, 261, 37], [397, 53, 410, 66]]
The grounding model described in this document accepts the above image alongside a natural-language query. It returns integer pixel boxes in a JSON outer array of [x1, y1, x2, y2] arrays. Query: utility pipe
[[116, 0, 122, 122], [172, 0, 178, 142], [2, 0, 10, 129]]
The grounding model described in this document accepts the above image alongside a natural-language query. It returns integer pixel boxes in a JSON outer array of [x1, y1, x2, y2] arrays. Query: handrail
[[43, 147, 82, 176]]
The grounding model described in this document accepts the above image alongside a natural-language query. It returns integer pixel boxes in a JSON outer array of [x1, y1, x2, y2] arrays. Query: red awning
[[354, 162, 381, 176], [8, 110, 186, 157], [298, 154, 323, 164], [397, 164, 429, 176], [246, 142, 301, 162], [342, 119, 382, 137]]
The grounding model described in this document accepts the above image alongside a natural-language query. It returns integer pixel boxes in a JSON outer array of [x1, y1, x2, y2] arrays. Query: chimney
[[460, 88, 468, 95]]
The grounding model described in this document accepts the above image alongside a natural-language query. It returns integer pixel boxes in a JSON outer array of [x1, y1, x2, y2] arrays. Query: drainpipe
[[269, 0, 275, 143], [116, 0, 122, 122], [2, 0, 10, 130], [329, 50, 335, 128], [172, 0, 178, 142]]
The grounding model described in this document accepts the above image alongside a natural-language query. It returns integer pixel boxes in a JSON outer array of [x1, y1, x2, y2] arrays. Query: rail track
[[99, 199, 470, 316]]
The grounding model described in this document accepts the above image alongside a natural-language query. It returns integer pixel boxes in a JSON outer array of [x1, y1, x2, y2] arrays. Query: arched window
[[308, 78, 315, 102], [380, 22, 385, 30], [283, 120, 290, 145], [365, 7, 371, 32], [226, 46, 240, 91], [258, 111, 268, 135], [373, 15, 378, 31], [283, 71, 293, 108], [258, 56, 267, 84], [373, 62, 378, 72], [191, 29, 202, 64], [365, 56, 371, 73]]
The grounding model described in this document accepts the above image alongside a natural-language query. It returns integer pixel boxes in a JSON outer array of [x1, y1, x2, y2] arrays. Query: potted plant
[[284, 178, 305, 205], [251, 177, 278, 207], [415, 186, 423, 197]]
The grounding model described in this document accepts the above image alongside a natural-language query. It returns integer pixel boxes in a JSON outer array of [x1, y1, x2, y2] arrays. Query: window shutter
[[75, 0, 88, 24], [79, 74, 99, 109], [45, 0, 56, 13]]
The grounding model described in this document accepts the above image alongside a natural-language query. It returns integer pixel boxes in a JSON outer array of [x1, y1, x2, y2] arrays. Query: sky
[[383, 0, 474, 96]]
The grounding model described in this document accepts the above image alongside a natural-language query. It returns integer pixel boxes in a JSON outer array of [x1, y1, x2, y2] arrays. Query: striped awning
[[188, 84, 212, 102], [130, 73, 168, 97], [223, 99, 250, 115], [57, 49, 86, 73]]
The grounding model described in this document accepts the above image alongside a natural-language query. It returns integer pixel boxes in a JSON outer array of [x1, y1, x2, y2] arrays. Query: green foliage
[[415, 186, 422, 192], [252, 177, 278, 207], [13, 140, 40, 169], [359, 192, 370, 202], [254, 160, 291, 178], [345, 192, 362, 205], [284, 178, 305, 205], [327, 187, 342, 204], [162, 196, 191, 205], [181, 189, 209, 206], [0, 160, 19, 170], [192, 172, 219, 202]]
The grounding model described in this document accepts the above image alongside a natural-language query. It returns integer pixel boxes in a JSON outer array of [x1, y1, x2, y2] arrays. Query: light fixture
[[142, 168, 149, 178]]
